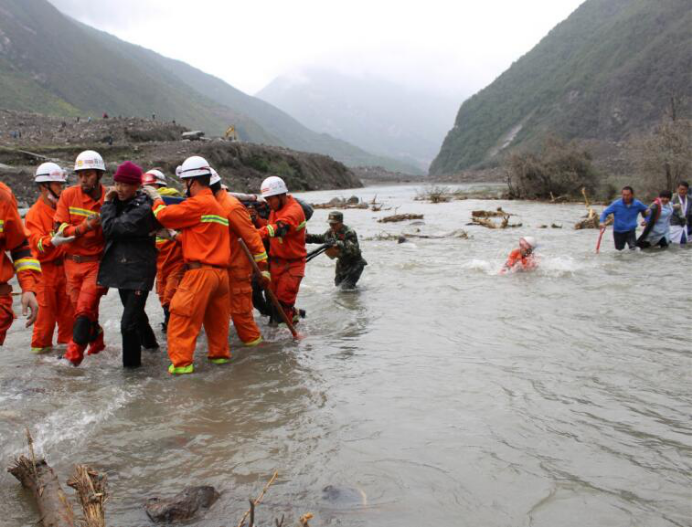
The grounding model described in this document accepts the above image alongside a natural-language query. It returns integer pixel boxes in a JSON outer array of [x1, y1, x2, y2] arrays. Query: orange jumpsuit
[[153, 188, 232, 374], [0, 182, 41, 345], [54, 185, 107, 361], [215, 189, 268, 346], [25, 197, 74, 352], [258, 195, 306, 323]]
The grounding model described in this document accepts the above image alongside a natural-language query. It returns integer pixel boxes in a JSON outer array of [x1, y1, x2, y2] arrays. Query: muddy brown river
[[1, 184, 690, 526]]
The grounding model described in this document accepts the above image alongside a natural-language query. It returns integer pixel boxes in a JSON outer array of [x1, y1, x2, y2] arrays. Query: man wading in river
[[97, 161, 159, 368], [53, 150, 108, 366], [25, 163, 74, 353], [306, 211, 367, 289], [145, 156, 232, 375], [599, 186, 650, 250]]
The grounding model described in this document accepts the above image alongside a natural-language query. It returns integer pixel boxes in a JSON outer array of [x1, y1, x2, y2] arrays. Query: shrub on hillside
[[505, 136, 598, 200]]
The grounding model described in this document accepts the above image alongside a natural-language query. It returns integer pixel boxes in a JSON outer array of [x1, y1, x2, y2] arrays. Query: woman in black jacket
[[98, 161, 158, 368]]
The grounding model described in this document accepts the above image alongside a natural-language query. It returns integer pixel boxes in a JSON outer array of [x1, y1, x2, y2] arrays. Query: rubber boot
[[63, 340, 86, 366], [87, 326, 106, 356]]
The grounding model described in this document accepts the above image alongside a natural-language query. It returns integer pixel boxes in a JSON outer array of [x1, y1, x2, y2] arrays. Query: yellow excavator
[[224, 125, 237, 141]]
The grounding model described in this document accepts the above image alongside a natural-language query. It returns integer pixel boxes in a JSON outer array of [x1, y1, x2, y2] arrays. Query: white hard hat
[[521, 236, 537, 249], [210, 168, 221, 186], [176, 156, 213, 179], [144, 169, 167, 186], [35, 162, 68, 183], [74, 150, 105, 172], [260, 176, 288, 198]]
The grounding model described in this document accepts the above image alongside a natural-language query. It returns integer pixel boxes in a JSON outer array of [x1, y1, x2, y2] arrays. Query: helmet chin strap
[[43, 184, 60, 204]]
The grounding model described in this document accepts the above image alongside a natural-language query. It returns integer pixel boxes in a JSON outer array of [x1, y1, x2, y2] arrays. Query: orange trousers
[[64, 259, 106, 321], [269, 259, 305, 320], [161, 264, 185, 308], [0, 294, 14, 346], [31, 261, 74, 350], [167, 266, 231, 368], [229, 268, 261, 345]]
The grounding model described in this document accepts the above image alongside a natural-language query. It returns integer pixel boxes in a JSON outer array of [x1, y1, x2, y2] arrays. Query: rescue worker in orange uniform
[[143, 169, 184, 331], [52, 150, 108, 366], [24, 163, 74, 352], [0, 182, 40, 344], [257, 176, 307, 325], [143, 156, 232, 375], [209, 170, 269, 346]]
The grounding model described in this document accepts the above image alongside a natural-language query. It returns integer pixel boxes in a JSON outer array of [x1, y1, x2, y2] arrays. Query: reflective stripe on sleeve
[[153, 204, 166, 217], [68, 206, 98, 217], [201, 215, 229, 226], [266, 224, 275, 237], [253, 251, 268, 262], [14, 257, 41, 273]]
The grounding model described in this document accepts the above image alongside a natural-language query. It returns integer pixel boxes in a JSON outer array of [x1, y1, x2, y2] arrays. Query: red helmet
[[141, 172, 158, 185]]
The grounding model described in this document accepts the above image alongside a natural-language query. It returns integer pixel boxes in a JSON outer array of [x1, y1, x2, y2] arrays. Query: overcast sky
[[48, 0, 585, 98]]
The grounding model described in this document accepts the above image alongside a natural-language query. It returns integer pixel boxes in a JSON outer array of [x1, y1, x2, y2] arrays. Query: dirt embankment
[[0, 110, 362, 205]]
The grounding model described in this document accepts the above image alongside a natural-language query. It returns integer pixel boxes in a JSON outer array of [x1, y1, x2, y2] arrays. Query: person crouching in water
[[636, 190, 676, 249], [97, 161, 158, 368], [501, 236, 537, 274]]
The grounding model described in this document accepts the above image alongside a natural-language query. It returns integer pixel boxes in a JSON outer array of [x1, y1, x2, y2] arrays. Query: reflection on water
[[1, 184, 690, 526]]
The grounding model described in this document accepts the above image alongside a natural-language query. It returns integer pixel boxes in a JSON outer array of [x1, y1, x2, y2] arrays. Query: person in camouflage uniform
[[306, 211, 367, 289]]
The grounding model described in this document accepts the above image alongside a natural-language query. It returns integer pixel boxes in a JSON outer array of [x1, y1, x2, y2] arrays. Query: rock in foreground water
[[145, 486, 219, 523]]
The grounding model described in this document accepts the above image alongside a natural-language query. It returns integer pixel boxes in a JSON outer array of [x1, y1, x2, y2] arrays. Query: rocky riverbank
[[0, 110, 362, 205]]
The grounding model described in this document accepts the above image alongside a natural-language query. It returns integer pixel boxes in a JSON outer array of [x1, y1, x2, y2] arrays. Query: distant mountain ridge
[[0, 0, 416, 172], [430, 0, 692, 176], [258, 68, 459, 172]]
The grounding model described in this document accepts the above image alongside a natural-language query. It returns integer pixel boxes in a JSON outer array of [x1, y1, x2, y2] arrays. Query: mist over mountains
[[258, 68, 462, 172]]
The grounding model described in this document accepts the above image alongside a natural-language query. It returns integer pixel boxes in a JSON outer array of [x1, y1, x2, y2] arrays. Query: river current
[[0, 184, 690, 526]]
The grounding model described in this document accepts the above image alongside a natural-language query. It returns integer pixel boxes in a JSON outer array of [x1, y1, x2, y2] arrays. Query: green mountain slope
[[430, 0, 692, 176], [0, 0, 273, 142], [0, 0, 414, 172]]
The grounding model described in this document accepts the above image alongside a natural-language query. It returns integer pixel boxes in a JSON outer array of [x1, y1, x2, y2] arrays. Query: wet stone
[[145, 485, 220, 523]]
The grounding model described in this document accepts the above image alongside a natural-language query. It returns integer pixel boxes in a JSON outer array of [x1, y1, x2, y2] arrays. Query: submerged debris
[[367, 229, 469, 242], [471, 207, 512, 218], [311, 196, 368, 210], [378, 213, 424, 223]]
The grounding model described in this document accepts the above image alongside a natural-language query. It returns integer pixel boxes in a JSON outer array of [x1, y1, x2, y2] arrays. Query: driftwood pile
[[574, 188, 612, 229], [311, 196, 368, 210]]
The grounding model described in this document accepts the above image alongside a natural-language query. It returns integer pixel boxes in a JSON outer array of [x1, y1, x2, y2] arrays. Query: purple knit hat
[[113, 161, 143, 184]]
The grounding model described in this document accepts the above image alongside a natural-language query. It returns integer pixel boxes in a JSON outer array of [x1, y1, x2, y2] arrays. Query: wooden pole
[[238, 239, 301, 339]]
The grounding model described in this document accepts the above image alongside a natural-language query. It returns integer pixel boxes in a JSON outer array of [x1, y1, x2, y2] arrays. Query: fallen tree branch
[[8, 429, 76, 527], [238, 471, 279, 527], [67, 465, 107, 527]]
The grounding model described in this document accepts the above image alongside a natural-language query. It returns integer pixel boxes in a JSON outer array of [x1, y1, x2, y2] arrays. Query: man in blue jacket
[[599, 186, 650, 250]]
